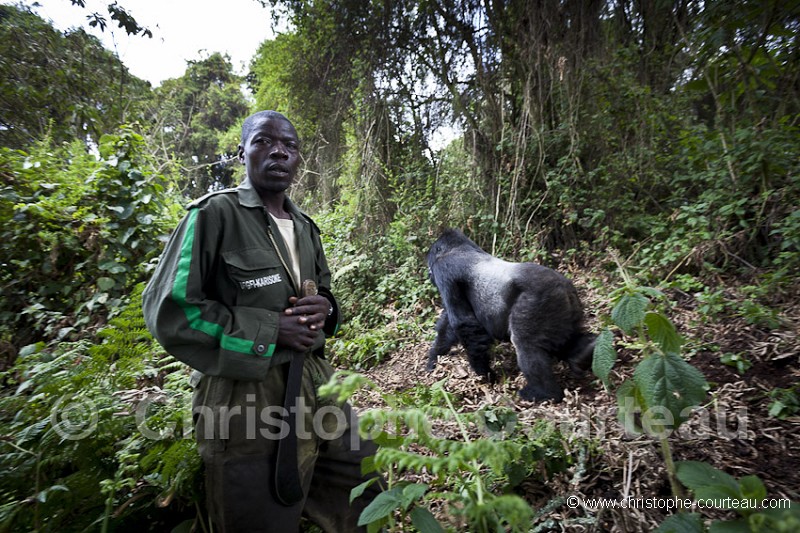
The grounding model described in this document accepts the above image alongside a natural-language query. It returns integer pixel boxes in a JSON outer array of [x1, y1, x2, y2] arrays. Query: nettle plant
[[591, 263, 708, 498], [593, 260, 799, 532], [320, 373, 583, 533]]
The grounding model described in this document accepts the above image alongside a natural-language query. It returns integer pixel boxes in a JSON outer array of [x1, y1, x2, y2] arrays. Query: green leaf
[[99, 260, 128, 274], [751, 505, 800, 532], [693, 485, 742, 507], [616, 380, 646, 434], [737, 475, 767, 503], [655, 512, 704, 533], [612, 292, 649, 334], [35, 484, 68, 503], [16, 379, 35, 395], [118, 203, 135, 219], [410, 506, 444, 533], [108, 204, 134, 219], [358, 488, 402, 526], [370, 430, 405, 448], [136, 213, 155, 225], [97, 277, 116, 291], [360, 454, 377, 476], [768, 401, 787, 418], [592, 328, 617, 388], [120, 226, 136, 244], [19, 342, 45, 357], [644, 312, 684, 352], [401, 483, 428, 509], [350, 478, 379, 504], [708, 519, 751, 533], [634, 352, 708, 431], [676, 461, 739, 498], [638, 286, 666, 300]]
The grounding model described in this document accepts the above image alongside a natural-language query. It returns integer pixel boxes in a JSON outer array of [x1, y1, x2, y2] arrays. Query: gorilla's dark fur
[[426, 229, 595, 402]]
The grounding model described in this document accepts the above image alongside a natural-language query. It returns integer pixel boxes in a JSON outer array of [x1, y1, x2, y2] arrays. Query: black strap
[[274, 279, 317, 507], [274, 352, 306, 506]]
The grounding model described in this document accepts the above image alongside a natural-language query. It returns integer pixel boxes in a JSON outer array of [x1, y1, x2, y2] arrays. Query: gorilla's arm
[[427, 312, 458, 368], [429, 275, 495, 380]]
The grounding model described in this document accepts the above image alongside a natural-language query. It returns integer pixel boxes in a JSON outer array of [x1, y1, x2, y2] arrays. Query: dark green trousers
[[192, 355, 382, 532]]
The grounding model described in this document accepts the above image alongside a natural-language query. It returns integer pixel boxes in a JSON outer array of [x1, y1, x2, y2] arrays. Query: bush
[[0, 285, 203, 532], [0, 126, 182, 348]]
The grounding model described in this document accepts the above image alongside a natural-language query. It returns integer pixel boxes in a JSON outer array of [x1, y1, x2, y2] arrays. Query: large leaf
[[675, 461, 739, 496], [708, 520, 751, 533], [677, 463, 775, 517], [97, 277, 116, 291], [634, 352, 708, 431], [98, 260, 128, 274], [592, 328, 617, 388], [644, 311, 684, 353], [655, 512, 704, 533], [410, 506, 444, 533], [611, 292, 650, 335], [358, 488, 402, 526], [401, 483, 429, 508]]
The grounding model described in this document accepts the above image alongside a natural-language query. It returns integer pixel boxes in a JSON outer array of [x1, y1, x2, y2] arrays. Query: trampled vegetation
[[0, 1, 798, 531]]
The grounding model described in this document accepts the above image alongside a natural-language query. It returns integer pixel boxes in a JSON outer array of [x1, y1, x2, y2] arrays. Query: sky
[[10, 0, 280, 86]]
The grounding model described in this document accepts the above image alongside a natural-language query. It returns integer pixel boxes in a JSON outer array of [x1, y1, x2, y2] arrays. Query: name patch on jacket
[[240, 274, 282, 290]]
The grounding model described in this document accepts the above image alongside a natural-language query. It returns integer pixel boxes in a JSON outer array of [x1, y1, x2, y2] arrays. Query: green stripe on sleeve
[[172, 208, 270, 356]]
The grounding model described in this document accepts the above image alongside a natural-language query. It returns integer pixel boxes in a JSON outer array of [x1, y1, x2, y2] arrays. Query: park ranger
[[143, 110, 381, 532]]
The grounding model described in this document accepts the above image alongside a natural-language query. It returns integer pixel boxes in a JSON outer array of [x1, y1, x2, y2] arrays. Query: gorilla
[[426, 229, 595, 402]]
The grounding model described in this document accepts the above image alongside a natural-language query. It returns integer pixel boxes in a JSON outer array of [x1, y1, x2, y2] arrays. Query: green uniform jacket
[[142, 178, 341, 381]]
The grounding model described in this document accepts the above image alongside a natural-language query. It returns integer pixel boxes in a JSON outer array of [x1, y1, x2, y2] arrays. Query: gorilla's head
[[427, 229, 481, 288]]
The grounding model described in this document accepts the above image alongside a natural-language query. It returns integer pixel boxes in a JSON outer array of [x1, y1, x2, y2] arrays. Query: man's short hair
[[240, 110, 294, 145]]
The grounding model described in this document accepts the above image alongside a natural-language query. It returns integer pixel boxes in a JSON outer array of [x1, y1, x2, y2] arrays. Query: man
[[143, 111, 381, 532]]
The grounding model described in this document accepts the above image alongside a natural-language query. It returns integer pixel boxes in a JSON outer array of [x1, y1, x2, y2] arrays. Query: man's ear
[[237, 145, 245, 163]]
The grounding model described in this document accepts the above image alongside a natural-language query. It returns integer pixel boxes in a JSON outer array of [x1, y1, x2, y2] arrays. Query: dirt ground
[[345, 275, 800, 531]]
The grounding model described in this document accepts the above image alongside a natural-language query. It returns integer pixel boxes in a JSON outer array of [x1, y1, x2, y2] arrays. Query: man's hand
[[286, 294, 329, 330], [276, 294, 330, 352]]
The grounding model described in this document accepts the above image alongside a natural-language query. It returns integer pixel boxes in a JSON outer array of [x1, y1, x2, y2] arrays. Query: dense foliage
[[0, 4, 151, 149], [0, 0, 797, 531], [145, 52, 251, 195], [262, 0, 799, 274]]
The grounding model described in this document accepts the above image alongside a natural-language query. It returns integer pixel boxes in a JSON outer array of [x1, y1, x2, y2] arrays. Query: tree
[[257, 0, 799, 269], [145, 52, 250, 195], [0, 4, 151, 149]]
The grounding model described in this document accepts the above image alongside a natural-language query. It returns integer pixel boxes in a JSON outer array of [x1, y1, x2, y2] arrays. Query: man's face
[[238, 115, 300, 193]]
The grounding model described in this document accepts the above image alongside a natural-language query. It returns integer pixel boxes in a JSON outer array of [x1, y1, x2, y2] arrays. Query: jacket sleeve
[[308, 220, 342, 337], [142, 205, 279, 381]]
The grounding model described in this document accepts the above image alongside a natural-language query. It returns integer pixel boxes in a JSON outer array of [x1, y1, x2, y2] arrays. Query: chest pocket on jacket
[[222, 248, 288, 306]]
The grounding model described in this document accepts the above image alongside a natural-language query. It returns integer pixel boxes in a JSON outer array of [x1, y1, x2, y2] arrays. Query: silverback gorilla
[[426, 229, 595, 402]]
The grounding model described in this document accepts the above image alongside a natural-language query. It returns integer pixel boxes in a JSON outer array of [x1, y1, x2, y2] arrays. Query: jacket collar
[[236, 178, 306, 222]]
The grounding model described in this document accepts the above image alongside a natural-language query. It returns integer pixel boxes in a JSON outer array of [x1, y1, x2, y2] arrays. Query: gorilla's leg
[[454, 319, 496, 382], [508, 292, 571, 402], [427, 312, 459, 371]]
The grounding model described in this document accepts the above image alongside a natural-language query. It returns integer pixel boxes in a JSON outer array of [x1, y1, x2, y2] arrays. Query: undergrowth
[[320, 372, 594, 532], [0, 284, 203, 532]]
